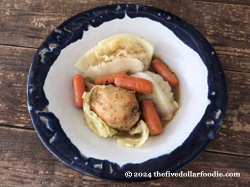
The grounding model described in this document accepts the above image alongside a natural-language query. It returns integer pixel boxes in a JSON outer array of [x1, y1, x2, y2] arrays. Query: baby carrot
[[94, 71, 127, 85], [72, 74, 85, 108], [140, 100, 163, 135], [114, 74, 152, 94], [151, 59, 178, 87]]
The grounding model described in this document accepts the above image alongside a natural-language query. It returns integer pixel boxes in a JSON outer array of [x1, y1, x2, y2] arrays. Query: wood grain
[[0, 45, 34, 128], [193, 0, 250, 6], [0, 0, 250, 73], [0, 0, 250, 186], [0, 126, 248, 187], [207, 70, 250, 155], [0, 45, 250, 156], [215, 49, 250, 72]]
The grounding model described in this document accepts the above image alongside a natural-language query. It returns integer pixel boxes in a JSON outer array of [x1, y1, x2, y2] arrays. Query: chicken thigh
[[89, 85, 140, 131]]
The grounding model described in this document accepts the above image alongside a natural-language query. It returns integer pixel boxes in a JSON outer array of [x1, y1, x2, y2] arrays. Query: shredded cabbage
[[74, 34, 154, 73], [113, 120, 149, 148], [83, 58, 144, 81], [82, 86, 118, 138], [132, 71, 179, 120]]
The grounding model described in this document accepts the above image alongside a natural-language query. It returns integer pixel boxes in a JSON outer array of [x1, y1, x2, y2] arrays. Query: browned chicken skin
[[89, 85, 140, 131]]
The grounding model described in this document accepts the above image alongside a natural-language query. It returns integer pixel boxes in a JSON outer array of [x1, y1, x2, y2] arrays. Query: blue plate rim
[[27, 4, 228, 181]]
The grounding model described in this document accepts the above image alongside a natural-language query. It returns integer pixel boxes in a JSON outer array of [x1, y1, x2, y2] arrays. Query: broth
[[152, 54, 181, 128], [89, 55, 181, 139]]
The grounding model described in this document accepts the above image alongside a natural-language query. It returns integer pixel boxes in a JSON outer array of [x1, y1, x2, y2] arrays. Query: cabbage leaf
[[83, 58, 144, 81], [74, 34, 154, 73], [132, 71, 179, 120], [82, 86, 118, 138], [113, 120, 149, 148]]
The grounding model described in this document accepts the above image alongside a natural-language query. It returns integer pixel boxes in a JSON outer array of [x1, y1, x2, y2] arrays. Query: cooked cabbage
[[132, 71, 179, 120], [74, 34, 155, 73], [113, 120, 149, 148], [83, 86, 149, 147], [83, 58, 144, 81], [82, 85, 118, 138]]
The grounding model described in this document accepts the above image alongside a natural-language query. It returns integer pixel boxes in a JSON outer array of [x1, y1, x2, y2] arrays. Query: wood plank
[[0, 45, 35, 128], [0, 0, 250, 71], [0, 45, 250, 156], [215, 49, 250, 72], [0, 126, 248, 187], [207, 70, 250, 156], [1, 1, 249, 186], [193, 0, 250, 6]]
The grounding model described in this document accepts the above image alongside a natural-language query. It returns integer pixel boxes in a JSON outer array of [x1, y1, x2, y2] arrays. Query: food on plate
[[75, 34, 154, 72], [73, 34, 179, 148], [151, 59, 178, 87], [85, 82, 95, 92], [140, 100, 163, 135], [82, 58, 144, 81], [132, 71, 178, 121], [114, 74, 152, 94], [94, 71, 127, 85], [74, 34, 154, 81], [113, 120, 149, 148], [72, 74, 85, 108], [88, 85, 140, 131], [82, 86, 118, 138]]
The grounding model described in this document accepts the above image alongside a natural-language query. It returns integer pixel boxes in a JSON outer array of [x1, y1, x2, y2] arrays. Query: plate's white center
[[44, 15, 208, 166]]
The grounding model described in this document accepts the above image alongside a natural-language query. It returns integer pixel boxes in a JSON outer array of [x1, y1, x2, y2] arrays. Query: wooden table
[[0, 0, 249, 186]]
